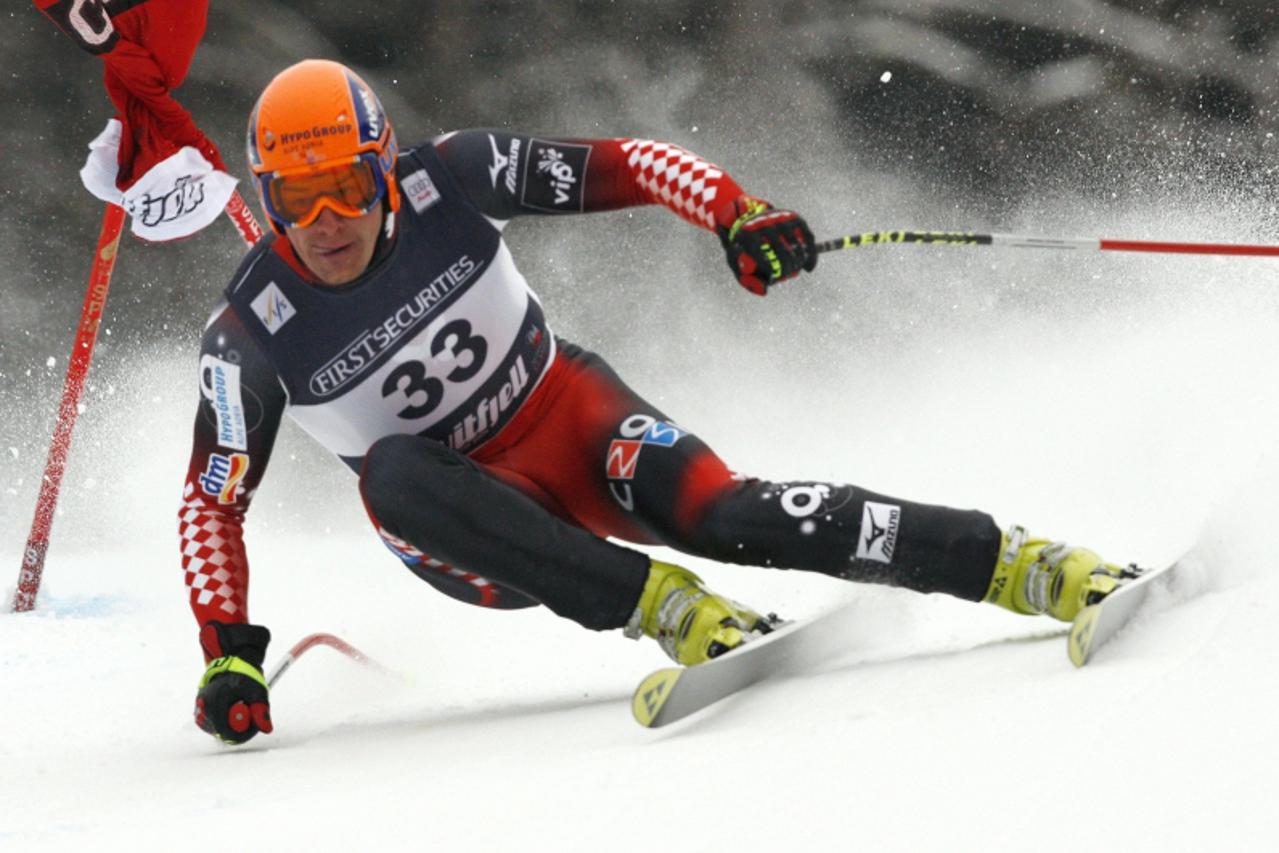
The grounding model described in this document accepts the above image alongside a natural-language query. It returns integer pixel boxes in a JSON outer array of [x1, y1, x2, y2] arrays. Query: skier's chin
[[306, 244, 363, 285]]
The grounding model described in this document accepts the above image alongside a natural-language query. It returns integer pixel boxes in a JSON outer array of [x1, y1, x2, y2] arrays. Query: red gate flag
[[33, 0, 238, 242]]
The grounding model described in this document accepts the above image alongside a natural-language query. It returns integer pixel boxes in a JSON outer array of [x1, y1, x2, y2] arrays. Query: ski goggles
[[257, 151, 388, 229]]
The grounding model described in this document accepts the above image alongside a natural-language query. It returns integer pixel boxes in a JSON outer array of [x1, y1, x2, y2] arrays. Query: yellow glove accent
[[726, 197, 772, 243], [199, 655, 269, 691]]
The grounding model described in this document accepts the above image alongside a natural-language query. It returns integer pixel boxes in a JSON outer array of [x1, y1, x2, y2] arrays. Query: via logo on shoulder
[[310, 254, 480, 397], [522, 139, 588, 212]]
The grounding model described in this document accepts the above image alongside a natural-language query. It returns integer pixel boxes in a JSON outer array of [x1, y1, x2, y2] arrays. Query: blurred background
[[4, 0, 1279, 561], [8, 8, 1279, 844]]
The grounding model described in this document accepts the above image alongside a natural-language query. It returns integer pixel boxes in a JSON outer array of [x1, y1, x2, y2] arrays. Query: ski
[[631, 558, 1180, 727], [632, 611, 842, 728], [1068, 560, 1178, 667]]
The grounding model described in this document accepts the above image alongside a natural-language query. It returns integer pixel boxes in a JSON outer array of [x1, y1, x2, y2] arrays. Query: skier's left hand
[[193, 621, 273, 745], [715, 194, 818, 295]]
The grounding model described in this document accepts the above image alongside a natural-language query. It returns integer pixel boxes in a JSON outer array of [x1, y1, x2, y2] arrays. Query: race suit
[[179, 131, 1001, 644]]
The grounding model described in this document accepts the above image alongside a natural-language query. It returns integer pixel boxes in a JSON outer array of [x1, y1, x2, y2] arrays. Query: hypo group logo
[[199, 355, 248, 451]]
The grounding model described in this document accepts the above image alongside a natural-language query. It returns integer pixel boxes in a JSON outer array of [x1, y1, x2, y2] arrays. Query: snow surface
[[4, 201, 1279, 852]]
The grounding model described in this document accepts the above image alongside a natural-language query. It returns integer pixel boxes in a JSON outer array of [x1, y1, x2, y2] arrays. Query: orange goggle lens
[[263, 156, 385, 228]]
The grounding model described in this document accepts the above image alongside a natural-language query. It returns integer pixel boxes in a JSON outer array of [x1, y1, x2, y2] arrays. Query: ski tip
[[1069, 605, 1100, 668], [632, 668, 682, 727]]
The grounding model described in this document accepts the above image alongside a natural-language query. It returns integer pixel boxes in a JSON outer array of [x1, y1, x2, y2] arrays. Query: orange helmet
[[247, 59, 400, 234]]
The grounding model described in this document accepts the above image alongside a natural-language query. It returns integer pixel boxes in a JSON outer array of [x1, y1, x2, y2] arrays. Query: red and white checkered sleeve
[[585, 138, 746, 232], [179, 481, 250, 628], [178, 302, 285, 646]]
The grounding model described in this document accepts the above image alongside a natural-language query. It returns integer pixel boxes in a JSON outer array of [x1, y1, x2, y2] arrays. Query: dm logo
[[199, 452, 251, 505]]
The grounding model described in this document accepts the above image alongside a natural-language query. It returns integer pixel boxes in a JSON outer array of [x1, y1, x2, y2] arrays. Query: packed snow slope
[[3, 195, 1279, 851]]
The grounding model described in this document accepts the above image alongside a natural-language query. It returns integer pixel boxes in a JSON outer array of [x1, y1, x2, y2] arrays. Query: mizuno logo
[[862, 511, 887, 552], [855, 501, 900, 564], [487, 134, 520, 195], [488, 134, 508, 188]]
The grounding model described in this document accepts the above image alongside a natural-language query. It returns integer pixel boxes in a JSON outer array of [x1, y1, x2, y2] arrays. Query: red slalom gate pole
[[11, 192, 262, 613], [12, 203, 126, 612], [224, 189, 264, 247]]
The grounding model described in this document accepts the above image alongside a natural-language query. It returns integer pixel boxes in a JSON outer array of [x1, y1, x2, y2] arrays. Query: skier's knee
[[677, 509, 746, 563], [359, 434, 468, 528]]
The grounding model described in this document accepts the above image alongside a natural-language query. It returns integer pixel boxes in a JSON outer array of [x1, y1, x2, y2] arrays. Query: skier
[[185, 59, 1131, 744]]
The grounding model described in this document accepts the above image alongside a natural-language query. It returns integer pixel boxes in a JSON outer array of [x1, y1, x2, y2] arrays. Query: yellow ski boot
[[624, 560, 775, 665], [985, 526, 1135, 622]]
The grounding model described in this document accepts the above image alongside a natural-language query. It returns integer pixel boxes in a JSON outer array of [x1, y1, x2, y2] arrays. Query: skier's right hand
[[715, 194, 818, 296], [194, 620, 273, 745]]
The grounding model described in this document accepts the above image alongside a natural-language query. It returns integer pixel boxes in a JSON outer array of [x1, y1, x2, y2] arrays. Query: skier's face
[[289, 205, 383, 286]]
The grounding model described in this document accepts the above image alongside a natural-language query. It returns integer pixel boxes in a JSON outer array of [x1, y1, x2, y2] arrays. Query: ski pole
[[266, 632, 387, 688], [12, 203, 126, 613], [815, 230, 1279, 258]]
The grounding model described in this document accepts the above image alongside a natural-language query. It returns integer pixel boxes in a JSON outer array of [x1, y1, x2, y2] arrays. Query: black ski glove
[[715, 194, 818, 295], [194, 621, 273, 745]]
